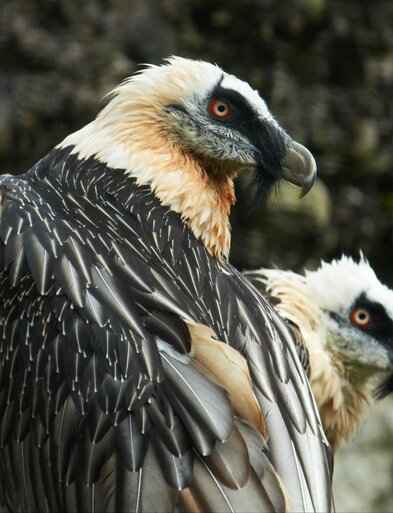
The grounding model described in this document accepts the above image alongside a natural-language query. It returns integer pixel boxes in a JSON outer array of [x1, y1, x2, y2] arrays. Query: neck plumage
[[58, 103, 234, 260], [263, 272, 372, 452]]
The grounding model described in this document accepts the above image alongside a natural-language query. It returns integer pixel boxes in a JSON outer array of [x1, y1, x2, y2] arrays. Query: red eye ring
[[350, 307, 372, 328], [209, 99, 231, 120]]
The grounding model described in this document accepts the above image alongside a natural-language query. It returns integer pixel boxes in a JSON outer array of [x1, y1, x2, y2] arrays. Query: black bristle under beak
[[249, 168, 281, 212], [248, 123, 287, 211], [374, 374, 393, 400]]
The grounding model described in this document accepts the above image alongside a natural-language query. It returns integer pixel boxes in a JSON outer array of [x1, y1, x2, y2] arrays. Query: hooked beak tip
[[281, 141, 317, 198], [299, 168, 317, 198]]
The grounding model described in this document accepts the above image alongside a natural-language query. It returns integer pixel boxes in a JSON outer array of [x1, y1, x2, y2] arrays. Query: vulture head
[[60, 57, 316, 258], [245, 255, 393, 451], [305, 255, 393, 377]]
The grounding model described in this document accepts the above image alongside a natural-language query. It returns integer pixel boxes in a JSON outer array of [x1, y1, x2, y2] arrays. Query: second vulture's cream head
[[59, 57, 316, 258], [305, 257, 393, 376]]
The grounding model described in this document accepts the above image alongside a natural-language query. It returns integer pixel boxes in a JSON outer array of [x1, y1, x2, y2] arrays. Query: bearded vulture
[[245, 255, 393, 452], [0, 57, 332, 513]]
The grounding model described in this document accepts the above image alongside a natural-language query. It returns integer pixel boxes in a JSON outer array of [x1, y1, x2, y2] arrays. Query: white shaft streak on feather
[[236, 299, 264, 344], [123, 344, 131, 379], [26, 211, 33, 228], [88, 413, 104, 485], [49, 237, 58, 259], [126, 416, 135, 464], [12, 247, 25, 284], [65, 258, 83, 307], [111, 244, 151, 292], [85, 290, 103, 326], [4, 303, 16, 326], [74, 354, 79, 382], [3, 225, 12, 244], [94, 267, 144, 337], [96, 254, 112, 274], [290, 440, 309, 511], [20, 441, 30, 512], [194, 452, 235, 513], [74, 324, 82, 352], [136, 467, 142, 513], [68, 237, 91, 284], [64, 221, 87, 247], [16, 215, 25, 235], [92, 354, 98, 392], [112, 212, 152, 254], [52, 227, 64, 247], [76, 204, 99, 227], [159, 352, 217, 427], [148, 269, 194, 322], [184, 257, 200, 297]]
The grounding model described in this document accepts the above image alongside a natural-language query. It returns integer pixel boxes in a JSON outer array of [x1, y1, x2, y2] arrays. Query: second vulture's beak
[[281, 141, 317, 198]]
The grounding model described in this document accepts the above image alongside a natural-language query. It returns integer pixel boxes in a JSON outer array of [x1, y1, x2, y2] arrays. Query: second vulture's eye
[[209, 99, 231, 120], [350, 307, 372, 328]]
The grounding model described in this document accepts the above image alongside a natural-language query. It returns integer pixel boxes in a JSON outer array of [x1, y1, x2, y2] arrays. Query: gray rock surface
[[334, 396, 393, 513], [1, 1, 392, 511]]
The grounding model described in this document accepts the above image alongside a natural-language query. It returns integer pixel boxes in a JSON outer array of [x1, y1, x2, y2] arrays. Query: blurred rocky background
[[0, 0, 392, 510]]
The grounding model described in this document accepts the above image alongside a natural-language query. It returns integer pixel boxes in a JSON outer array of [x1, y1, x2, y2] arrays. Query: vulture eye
[[351, 307, 372, 328], [209, 99, 231, 120]]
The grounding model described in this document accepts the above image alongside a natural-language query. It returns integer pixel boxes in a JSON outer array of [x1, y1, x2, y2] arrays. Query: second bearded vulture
[[0, 57, 332, 513], [245, 255, 393, 452]]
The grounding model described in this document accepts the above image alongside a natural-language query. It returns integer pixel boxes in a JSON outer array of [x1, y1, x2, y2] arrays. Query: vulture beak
[[281, 141, 317, 198]]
